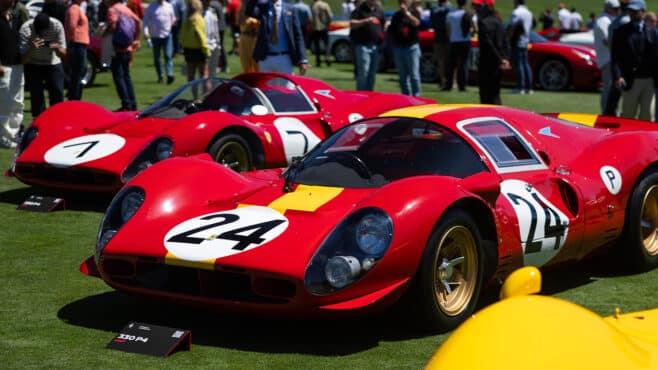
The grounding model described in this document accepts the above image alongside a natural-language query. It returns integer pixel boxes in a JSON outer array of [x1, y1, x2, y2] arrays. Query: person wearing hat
[[611, 0, 656, 120], [594, 0, 620, 114], [472, 0, 510, 105], [18, 11, 67, 118]]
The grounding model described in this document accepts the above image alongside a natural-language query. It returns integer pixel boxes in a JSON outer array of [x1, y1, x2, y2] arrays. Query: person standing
[[442, 0, 472, 92], [342, 0, 355, 19], [212, 0, 228, 72], [250, 0, 308, 75], [168, 0, 186, 55], [611, 0, 655, 121], [429, 0, 451, 87], [593, 0, 620, 114], [539, 8, 554, 30], [105, 0, 141, 111], [143, 0, 176, 84], [509, 0, 533, 94], [389, 0, 421, 96], [557, 3, 571, 31], [19, 12, 67, 118], [181, 0, 210, 81], [65, 0, 89, 100], [238, 0, 259, 72], [0, 0, 25, 148], [349, 0, 384, 91], [310, 0, 333, 67], [473, 0, 510, 105], [202, 0, 221, 75], [605, 0, 630, 116], [226, 0, 240, 54], [569, 7, 583, 30], [292, 0, 311, 47]]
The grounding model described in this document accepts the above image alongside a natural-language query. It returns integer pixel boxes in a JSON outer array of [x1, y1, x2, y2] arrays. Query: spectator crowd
[[1, 0, 658, 149]]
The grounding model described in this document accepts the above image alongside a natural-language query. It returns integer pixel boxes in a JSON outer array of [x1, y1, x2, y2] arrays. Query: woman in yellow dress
[[238, 0, 259, 72]]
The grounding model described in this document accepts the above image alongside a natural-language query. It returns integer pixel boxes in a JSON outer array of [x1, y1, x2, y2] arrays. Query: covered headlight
[[17, 126, 38, 155], [122, 137, 173, 182], [305, 208, 393, 295], [96, 186, 145, 260], [573, 50, 593, 64]]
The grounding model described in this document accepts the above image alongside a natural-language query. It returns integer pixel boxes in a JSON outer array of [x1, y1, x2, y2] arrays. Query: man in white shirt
[[202, 0, 220, 75], [594, 0, 620, 113], [510, 0, 533, 93], [143, 0, 176, 83], [558, 2, 571, 30], [569, 7, 583, 30]]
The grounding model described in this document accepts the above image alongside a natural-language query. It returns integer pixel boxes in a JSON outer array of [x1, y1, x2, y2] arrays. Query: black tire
[[622, 172, 658, 271], [412, 209, 485, 332], [82, 52, 98, 87], [537, 58, 571, 91], [420, 53, 438, 83], [332, 40, 353, 63], [208, 134, 253, 172]]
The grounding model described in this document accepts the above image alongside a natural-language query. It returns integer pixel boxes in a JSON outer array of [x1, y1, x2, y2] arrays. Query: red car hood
[[104, 158, 375, 280]]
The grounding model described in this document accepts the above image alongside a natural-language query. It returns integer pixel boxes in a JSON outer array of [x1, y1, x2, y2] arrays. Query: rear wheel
[[208, 134, 253, 172], [332, 41, 353, 63], [537, 59, 571, 91], [412, 209, 485, 332], [622, 172, 658, 271]]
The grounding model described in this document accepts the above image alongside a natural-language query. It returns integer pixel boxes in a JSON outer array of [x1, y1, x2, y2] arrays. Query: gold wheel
[[214, 140, 250, 172], [433, 225, 478, 317], [640, 185, 658, 256]]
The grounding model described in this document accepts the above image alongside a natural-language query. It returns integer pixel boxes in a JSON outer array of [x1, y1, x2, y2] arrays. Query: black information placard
[[107, 322, 191, 357], [17, 195, 65, 212]]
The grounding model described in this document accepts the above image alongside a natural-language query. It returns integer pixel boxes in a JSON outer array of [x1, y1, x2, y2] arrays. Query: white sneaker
[[525, 89, 534, 95], [510, 89, 526, 94], [0, 136, 17, 149]]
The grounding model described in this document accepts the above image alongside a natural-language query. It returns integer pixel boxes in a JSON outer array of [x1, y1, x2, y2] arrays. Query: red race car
[[81, 104, 658, 332], [9, 72, 433, 193]]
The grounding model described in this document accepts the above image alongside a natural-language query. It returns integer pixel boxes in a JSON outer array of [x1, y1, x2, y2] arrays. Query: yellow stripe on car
[[165, 252, 217, 270], [557, 113, 599, 127], [380, 104, 490, 119], [266, 184, 343, 214]]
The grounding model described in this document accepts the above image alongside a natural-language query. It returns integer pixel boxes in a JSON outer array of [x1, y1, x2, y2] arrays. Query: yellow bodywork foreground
[[426, 267, 658, 370]]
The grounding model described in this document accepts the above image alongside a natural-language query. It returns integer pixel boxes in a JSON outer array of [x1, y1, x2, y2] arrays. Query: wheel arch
[[438, 197, 499, 281], [206, 126, 265, 169]]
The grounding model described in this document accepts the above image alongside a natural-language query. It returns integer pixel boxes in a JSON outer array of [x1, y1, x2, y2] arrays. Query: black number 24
[[507, 192, 567, 255], [167, 213, 285, 251]]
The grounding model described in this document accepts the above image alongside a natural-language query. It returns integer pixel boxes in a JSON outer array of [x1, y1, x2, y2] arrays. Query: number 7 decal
[[273, 118, 321, 164], [45, 134, 126, 167]]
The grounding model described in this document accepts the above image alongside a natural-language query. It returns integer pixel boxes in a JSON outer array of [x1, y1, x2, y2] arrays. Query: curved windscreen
[[288, 117, 488, 188], [139, 78, 226, 118]]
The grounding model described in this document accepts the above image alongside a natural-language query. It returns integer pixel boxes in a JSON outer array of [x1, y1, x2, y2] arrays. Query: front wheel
[[332, 41, 353, 63], [412, 209, 485, 332], [622, 172, 658, 271], [208, 134, 253, 172], [537, 59, 571, 91]]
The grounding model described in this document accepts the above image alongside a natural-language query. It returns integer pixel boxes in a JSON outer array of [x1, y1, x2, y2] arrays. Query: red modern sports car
[[81, 104, 658, 331], [9, 72, 434, 193]]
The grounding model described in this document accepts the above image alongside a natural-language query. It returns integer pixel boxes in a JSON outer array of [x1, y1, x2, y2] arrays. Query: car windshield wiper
[[282, 156, 304, 193]]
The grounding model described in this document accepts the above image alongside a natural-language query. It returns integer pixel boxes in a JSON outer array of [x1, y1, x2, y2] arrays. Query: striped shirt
[[19, 17, 67, 65]]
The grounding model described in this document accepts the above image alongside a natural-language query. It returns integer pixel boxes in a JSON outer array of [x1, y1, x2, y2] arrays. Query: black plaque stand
[[107, 322, 191, 357], [17, 195, 65, 212]]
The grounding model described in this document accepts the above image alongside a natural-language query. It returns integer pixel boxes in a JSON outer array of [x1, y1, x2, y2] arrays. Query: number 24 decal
[[167, 213, 285, 251], [507, 192, 567, 254]]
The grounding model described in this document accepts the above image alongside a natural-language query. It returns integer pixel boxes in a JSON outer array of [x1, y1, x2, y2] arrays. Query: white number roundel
[[164, 206, 289, 261], [44, 134, 126, 167]]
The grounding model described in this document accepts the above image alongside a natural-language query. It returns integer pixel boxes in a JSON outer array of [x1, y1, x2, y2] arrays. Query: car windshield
[[139, 77, 226, 118], [288, 117, 488, 188]]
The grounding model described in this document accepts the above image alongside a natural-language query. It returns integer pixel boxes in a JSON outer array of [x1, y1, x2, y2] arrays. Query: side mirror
[[500, 266, 542, 300]]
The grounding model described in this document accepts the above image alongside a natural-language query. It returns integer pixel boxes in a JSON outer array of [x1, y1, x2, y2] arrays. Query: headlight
[[17, 126, 38, 155], [304, 208, 393, 295], [96, 186, 145, 260], [573, 50, 593, 64], [122, 138, 173, 182]]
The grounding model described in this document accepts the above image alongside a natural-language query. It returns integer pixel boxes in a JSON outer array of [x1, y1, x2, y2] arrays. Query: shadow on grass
[[0, 186, 112, 212], [57, 291, 441, 355]]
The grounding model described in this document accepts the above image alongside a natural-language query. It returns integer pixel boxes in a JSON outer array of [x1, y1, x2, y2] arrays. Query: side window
[[460, 119, 544, 171]]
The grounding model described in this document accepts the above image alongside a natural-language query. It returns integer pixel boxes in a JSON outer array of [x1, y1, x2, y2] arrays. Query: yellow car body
[[426, 267, 658, 370]]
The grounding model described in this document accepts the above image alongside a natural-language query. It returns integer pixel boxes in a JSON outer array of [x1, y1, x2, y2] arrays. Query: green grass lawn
[[1, 43, 658, 369]]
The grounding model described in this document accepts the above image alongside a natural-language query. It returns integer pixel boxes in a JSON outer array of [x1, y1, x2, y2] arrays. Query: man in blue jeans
[[510, 0, 533, 94], [143, 0, 176, 84], [389, 0, 421, 96], [349, 0, 384, 91]]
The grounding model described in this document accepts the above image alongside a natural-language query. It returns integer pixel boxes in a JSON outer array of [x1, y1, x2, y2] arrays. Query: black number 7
[[63, 140, 100, 158]]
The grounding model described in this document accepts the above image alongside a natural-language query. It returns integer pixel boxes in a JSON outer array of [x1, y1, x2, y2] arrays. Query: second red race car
[[9, 72, 434, 193], [81, 105, 658, 332]]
